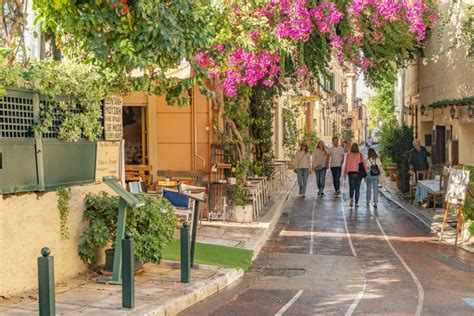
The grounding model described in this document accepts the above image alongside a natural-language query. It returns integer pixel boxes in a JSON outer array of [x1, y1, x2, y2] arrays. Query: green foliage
[[462, 166, 474, 229], [56, 187, 71, 239], [303, 130, 319, 152], [366, 80, 396, 128], [342, 129, 355, 145], [332, 121, 340, 138], [0, 58, 116, 141], [78, 192, 176, 266], [250, 85, 276, 179], [282, 101, 300, 159], [379, 124, 414, 167], [33, 0, 221, 105]]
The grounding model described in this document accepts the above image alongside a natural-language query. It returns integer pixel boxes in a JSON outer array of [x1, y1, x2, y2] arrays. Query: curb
[[142, 268, 244, 316], [379, 187, 474, 254], [251, 177, 297, 260]]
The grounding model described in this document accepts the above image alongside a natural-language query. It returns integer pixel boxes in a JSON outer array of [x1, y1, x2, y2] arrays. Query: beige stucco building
[[397, 0, 474, 166]]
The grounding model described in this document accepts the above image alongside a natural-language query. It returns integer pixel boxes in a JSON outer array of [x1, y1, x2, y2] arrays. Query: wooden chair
[[427, 171, 449, 212], [125, 165, 154, 189]]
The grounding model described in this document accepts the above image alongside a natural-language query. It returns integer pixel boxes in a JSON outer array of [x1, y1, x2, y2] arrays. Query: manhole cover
[[430, 255, 474, 272], [263, 268, 305, 277]]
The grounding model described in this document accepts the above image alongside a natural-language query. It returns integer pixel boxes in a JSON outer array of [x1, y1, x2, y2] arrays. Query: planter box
[[230, 204, 253, 223], [104, 249, 144, 272], [386, 166, 398, 181]]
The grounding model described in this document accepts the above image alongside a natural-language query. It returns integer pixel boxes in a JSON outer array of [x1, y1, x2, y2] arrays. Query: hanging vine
[[56, 187, 71, 239]]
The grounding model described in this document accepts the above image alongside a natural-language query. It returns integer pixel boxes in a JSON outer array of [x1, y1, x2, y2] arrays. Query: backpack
[[369, 159, 380, 176]]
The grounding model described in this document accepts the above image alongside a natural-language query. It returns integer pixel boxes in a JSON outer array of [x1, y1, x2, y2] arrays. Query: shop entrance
[[123, 106, 148, 165]]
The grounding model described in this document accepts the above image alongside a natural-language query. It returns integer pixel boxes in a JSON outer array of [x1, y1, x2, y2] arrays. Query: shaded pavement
[[181, 172, 474, 315]]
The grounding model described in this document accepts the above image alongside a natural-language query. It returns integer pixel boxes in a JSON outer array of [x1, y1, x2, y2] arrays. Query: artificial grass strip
[[162, 239, 253, 271]]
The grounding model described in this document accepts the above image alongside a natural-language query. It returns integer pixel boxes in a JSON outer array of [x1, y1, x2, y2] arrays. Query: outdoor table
[[415, 179, 442, 204]]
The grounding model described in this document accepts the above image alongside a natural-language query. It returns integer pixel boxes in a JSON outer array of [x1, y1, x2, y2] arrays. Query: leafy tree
[[366, 80, 397, 128]]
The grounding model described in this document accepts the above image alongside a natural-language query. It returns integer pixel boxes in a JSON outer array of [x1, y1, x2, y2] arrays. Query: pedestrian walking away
[[312, 140, 330, 196], [344, 143, 367, 207], [366, 148, 386, 208], [409, 139, 431, 180], [328, 137, 345, 197], [294, 143, 311, 198]]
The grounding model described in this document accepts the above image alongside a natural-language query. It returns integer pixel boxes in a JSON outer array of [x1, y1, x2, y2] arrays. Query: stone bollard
[[180, 222, 191, 283], [122, 232, 134, 309], [38, 247, 55, 316]]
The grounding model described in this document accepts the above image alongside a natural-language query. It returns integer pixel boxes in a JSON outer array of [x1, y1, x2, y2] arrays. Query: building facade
[[397, 0, 474, 166]]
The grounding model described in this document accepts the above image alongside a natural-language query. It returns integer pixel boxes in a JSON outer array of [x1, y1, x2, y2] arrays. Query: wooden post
[[455, 206, 463, 246], [439, 202, 450, 242]]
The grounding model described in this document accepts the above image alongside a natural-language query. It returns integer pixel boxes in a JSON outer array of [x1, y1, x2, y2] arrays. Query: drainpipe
[[192, 87, 206, 171]]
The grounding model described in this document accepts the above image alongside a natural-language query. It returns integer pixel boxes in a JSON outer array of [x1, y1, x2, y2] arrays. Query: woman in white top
[[312, 140, 329, 196], [294, 143, 311, 198], [366, 148, 385, 208]]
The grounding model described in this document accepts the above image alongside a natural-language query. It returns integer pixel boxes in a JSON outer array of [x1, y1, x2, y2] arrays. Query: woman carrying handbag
[[294, 143, 311, 198], [312, 140, 330, 196], [344, 143, 367, 207]]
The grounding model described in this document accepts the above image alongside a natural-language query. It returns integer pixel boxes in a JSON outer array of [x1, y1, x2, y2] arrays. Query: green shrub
[[78, 192, 176, 266], [379, 124, 414, 167]]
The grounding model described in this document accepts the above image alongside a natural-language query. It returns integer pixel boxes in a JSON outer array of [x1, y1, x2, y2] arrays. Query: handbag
[[369, 159, 380, 176], [358, 154, 367, 178], [294, 153, 305, 173]]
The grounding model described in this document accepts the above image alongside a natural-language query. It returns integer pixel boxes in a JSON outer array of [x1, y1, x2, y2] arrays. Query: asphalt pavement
[[181, 172, 474, 316]]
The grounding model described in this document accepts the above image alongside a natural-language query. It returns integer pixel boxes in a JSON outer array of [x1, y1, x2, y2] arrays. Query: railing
[[0, 88, 97, 194]]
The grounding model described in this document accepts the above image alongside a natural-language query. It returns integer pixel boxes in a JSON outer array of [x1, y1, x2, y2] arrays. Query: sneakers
[[302, 194, 306, 198], [336, 190, 341, 196], [373, 203, 378, 208], [349, 199, 354, 207]]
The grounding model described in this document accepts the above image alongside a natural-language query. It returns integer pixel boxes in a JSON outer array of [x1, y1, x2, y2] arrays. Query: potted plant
[[229, 186, 253, 223], [228, 167, 237, 185], [78, 192, 176, 271]]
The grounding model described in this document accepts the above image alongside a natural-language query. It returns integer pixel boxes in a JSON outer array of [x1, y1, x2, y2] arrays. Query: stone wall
[[0, 183, 115, 296]]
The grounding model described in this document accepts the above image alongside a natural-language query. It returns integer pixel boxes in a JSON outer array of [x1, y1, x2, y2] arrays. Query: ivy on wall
[[282, 101, 300, 159]]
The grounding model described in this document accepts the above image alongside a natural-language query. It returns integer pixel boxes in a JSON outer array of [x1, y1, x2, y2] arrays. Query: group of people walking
[[294, 137, 385, 208]]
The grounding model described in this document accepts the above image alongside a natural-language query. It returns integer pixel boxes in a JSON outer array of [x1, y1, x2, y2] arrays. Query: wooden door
[[433, 125, 446, 165], [451, 140, 459, 166]]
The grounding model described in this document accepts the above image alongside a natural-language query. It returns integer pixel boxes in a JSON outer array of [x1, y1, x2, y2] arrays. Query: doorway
[[123, 106, 148, 165], [433, 125, 446, 165]]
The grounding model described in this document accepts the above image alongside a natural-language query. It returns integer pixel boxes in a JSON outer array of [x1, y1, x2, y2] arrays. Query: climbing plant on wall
[[282, 100, 300, 159], [250, 84, 277, 178]]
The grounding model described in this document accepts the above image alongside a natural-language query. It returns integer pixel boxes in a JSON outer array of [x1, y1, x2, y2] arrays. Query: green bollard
[[38, 247, 55, 316], [122, 232, 134, 309], [181, 222, 191, 283]]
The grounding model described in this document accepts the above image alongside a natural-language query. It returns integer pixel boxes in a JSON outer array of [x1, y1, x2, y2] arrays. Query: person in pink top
[[344, 143, 367, 207]]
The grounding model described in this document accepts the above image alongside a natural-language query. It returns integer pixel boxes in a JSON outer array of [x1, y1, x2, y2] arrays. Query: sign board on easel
[[439, 168, 470, 245]]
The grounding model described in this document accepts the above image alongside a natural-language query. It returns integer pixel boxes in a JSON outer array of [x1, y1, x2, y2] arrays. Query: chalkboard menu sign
[[104, 96, 123, 140]]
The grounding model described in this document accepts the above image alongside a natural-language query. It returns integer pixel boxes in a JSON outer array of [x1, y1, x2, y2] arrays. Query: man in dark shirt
[[409, 139, 431, 179]]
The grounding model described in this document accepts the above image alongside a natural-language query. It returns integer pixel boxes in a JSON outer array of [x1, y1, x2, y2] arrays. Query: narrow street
[[181, 175, 474, 315]]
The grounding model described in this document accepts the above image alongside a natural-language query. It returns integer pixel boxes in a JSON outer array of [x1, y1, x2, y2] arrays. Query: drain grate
[[430, 255, 474, 272], [263, 268, 305, 278]]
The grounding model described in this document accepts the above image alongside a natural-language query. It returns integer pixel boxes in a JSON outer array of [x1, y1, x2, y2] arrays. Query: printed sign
[[95, 141, 121, 181], [445, 168, 470, 205], [104, 96, 123, 140]]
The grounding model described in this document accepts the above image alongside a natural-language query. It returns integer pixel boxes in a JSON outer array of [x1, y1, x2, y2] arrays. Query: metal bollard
[[122, 232, 135, 309], [38, 247, 55, 316], [181, 222, 191, 283]]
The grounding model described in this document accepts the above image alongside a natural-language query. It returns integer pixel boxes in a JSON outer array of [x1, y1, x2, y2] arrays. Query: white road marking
[[341, 203, 357, 257], [341, 201, 366, 316], [375, 217, 424, 316], [309, 197, 316, 255], [275, 289, 304, 316], [345, 279, 367, 316]]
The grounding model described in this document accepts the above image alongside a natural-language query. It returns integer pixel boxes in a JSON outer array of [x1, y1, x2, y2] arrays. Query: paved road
[[181, 174, 474, 315]]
